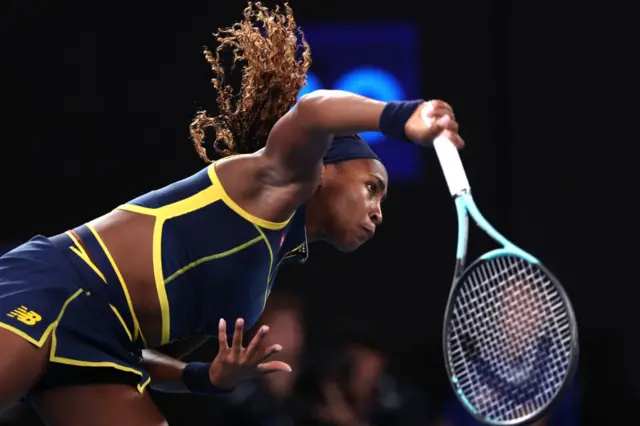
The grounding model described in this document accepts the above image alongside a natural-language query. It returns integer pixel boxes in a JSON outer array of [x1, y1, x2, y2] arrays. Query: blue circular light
[[333, 67, 406, 144]]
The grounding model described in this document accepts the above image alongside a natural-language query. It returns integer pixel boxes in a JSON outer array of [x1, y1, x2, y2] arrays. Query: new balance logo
[[7, 306, 42, 325]]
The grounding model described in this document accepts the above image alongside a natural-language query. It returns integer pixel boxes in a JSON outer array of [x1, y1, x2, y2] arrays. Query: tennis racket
[[429, 125, 579, 425]]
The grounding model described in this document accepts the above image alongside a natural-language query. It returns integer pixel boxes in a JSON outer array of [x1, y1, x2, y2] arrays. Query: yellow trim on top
[[273, 242, 305, 272], [252, 225, 274, 310], [49, 288, 150, 394], [157, 186, 222, 219], [85, 224, 147, 348], [116, 185, 222, 219], [152, 217, 170, 345], [164, 236, 264, 285], [66, 231, 107, 284], [113, 161, 293, 345], [116, 184, 225, 346], [208, 163, 293, 230]]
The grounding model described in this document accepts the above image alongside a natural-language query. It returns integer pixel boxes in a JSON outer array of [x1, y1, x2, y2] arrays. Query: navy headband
[[322, 135, 381, 165]]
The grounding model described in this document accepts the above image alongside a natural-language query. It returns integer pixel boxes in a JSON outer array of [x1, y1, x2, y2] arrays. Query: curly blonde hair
[[189, 2, 312, 162]]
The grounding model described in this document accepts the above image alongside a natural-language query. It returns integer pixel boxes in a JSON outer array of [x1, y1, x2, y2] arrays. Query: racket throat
[[452, 188, 471, 198]]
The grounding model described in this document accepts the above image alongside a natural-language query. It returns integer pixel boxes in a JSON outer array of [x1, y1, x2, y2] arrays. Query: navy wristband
[[379, 100, 425, 142], [181, 362, 235, 395]]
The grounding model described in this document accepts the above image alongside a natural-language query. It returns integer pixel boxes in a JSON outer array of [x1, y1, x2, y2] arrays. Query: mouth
[[361, 225, 375, 239]]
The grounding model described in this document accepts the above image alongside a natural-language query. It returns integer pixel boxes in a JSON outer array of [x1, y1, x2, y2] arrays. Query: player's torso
[[116, 163, 308, 345]]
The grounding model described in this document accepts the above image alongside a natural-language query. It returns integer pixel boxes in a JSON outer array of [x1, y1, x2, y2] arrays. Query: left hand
[[208, 318, 292, 389]]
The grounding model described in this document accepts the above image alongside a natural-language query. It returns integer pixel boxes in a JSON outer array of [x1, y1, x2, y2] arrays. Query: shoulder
[[217, 151, 318, 198], [214, 151, 280, 191], [214, 152, 314, 223]]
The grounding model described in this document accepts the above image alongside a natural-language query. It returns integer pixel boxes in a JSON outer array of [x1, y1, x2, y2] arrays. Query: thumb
[[256, 361, 292, 375]]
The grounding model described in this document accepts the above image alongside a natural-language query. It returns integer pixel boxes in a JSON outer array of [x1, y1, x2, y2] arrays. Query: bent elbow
[[297, 89, 333, 104], [295, 90, 322, 114], [295, 90, 336, 128]]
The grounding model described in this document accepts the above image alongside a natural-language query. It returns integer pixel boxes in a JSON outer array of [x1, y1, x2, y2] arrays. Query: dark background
[[1, 0, 637, 424]]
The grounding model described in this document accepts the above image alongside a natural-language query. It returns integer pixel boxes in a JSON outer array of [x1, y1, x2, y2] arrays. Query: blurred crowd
[[0, 290, 580, 426]]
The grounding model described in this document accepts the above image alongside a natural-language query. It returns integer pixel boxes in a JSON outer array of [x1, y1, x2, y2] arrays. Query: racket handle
[[433, 134, 471, 196]]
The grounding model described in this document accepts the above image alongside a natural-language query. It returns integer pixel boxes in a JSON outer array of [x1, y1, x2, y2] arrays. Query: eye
[[366, 182, 378, 194]]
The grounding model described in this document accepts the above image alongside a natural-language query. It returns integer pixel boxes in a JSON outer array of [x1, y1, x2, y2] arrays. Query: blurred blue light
[[299, 23, 424, 182], [334, 67, 406, 144]]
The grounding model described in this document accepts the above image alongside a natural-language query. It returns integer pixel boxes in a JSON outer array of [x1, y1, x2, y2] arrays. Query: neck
[[304, 203, 328, 244]]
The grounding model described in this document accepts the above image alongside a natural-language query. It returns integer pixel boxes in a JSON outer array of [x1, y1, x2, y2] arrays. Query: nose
[[369, 203, 383, 226]]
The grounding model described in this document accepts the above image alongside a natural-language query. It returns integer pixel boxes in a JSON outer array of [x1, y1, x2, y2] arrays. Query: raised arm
[[262, 90, 462, 186], [262, 90, 385, 184], [189, 4, 461, 189]]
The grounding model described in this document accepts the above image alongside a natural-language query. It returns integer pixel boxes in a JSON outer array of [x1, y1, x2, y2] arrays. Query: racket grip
[[433, 134, 471, 196]]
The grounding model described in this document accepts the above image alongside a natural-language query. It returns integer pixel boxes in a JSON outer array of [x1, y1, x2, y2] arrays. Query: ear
[[318, 164, 328, 188]]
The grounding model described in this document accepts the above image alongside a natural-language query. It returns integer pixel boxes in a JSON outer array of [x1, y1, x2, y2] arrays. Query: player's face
[[319, 159, 388, 252]]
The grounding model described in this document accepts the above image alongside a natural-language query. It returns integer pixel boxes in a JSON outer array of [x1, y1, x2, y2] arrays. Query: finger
[[424, 106, 455, 121], [232, 318, 244, 356], [245, 325, 269, 359], [437, 115, 459, 132], [430, 99, 453, 111], [442, 129, 465, 149], [425, 115, 455, 141], [426, 100, 455, 118], [218, 318, 229, 352], [256, 361, 292, 375], [257, 343, 283, 363]]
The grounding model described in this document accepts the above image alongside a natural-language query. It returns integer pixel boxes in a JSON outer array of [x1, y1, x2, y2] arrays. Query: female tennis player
[[0, 3, 462, 425]]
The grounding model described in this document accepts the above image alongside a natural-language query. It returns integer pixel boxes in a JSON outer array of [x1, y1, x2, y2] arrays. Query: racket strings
[[447, 255, 573, 423]]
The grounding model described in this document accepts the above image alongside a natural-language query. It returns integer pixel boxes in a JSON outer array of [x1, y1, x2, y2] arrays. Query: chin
[[332, 235, 366, 253], [335, 244, 359, 253]]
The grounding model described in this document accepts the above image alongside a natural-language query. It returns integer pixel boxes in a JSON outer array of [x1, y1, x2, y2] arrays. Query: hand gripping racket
[[429, 126, 579, 425]]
